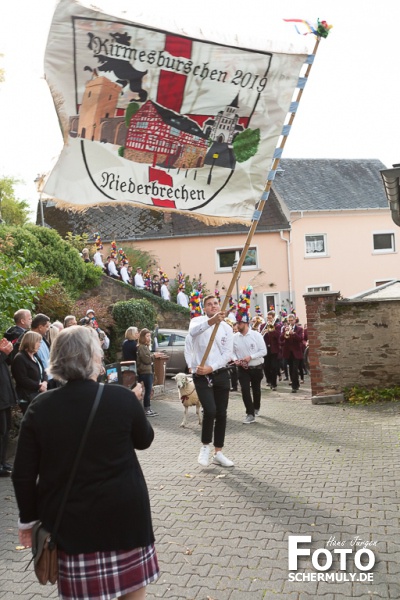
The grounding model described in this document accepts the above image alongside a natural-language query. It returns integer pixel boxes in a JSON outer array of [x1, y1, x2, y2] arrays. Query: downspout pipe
[[280, 230, 292, 305]]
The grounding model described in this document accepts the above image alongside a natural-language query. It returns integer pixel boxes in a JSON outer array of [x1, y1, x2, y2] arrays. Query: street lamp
[[207, 153, 219, 185]]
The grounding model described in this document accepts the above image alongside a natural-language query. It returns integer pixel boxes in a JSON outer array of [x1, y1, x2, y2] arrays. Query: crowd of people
[[0, 284, 309, 599], [182, 288, 309, 469], [0, 306, 161, 598], [88, 235, 175, 303], [0, 308, 112, 476]]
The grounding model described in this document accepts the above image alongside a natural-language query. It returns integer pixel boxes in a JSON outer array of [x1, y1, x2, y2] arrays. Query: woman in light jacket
[[12, 326, 159, 600]]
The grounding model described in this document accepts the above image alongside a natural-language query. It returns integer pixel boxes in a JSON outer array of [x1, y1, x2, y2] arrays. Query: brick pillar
[[304, 292, 341, 398]]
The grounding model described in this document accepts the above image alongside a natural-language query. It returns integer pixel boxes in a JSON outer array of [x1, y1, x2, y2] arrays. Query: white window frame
[[304, 233, 328, 258], [372, 231, 396, 254], [216, 246, 258, 272], [306, 284, 332, 293]]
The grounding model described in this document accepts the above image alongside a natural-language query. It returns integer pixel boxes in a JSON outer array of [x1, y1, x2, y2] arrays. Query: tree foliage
[[0, 177, 31, 225], [125, 102, 140, 127], [233, 128, 261, 163], [0, 251, 55, 335], [64, 231, 91, 253], [0, 224, 102, 296]]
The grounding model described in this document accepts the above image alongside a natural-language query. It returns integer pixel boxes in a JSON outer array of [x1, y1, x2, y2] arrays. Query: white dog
[[172, 372, 202, 428]]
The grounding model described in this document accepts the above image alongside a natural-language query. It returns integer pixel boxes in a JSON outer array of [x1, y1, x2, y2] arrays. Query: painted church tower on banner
[[204, 94, 244, 144]]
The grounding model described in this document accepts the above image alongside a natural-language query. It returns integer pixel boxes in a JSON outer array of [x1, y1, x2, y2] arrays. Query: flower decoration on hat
[[159, 268, 169, 284], [189, 290, 202, 318], [214, 287, 220, 301], [235, 285, 253, 324], [110, 240, 117, 259], [280, 306, 288, 319], [228, 296, 236, 312], [93, 232, 103, 250], [177, 271, 185, 291], [118, 247, 128, 263]]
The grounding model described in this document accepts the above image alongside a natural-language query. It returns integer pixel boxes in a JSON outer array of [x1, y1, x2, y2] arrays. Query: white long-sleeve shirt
[[177, 291, 189, 308], [233, 329, 267, 366], [161, 284, 170, 300], [189, 315, 233, 372], [120, 266, 130, 284], [184, 334, 193, 370], [134, 273, 145, 288], [93, 251, 104, 268], [108, 260, 119, 278]]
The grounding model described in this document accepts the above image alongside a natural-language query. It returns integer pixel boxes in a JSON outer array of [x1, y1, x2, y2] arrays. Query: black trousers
[[193, 371, 230, 448], [263, 352, 279, 388], [288, 354, 300, 390], [0, 407, 11, 464], [238, 366, 264, 415]]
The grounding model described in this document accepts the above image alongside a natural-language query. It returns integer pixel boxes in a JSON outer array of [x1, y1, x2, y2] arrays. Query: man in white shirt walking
[[120, 260, 130, 284], [233, 312, 266, 423], [177, 286, 189, 308], [189, 295, 234, 468], [161, 280, 170, 301], [134, 267, 145, 288], [107, 256, 120, 279]]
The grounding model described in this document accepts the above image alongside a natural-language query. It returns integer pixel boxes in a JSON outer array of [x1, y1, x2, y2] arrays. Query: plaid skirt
[[57, 544, 159, 600]]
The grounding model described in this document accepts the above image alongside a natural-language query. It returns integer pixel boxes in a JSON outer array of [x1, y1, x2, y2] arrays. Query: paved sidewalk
[[1, 376, 400, 599]]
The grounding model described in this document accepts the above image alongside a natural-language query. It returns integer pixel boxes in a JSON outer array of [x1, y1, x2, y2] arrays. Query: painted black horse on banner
[[86, 32, 148, 102]]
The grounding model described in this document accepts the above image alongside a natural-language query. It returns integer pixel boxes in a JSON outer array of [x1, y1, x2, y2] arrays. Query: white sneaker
[[213, 451, 234, 467], [198, 445, 210, 467], [243, 414, 256, 424]]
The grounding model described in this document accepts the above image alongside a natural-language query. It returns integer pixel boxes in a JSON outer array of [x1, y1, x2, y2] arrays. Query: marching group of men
[[187, 294, 308, 469]]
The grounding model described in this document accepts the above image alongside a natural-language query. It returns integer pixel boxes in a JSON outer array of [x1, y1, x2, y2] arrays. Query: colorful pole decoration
[[199, 19, 332, 366]]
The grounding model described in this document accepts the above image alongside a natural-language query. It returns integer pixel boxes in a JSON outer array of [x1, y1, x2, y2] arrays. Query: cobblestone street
[[1, 376, 399, 599]]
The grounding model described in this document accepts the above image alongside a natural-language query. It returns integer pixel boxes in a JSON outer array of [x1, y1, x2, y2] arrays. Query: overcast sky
[[1, 0, 399, 219]]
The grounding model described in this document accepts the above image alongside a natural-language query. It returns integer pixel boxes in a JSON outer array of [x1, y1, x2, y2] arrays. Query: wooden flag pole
[[199, 35, 321, 367]]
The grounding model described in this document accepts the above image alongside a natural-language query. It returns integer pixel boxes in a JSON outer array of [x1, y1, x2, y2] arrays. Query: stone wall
[[81, 275, 190, 330], [304, 291, 400, 397]]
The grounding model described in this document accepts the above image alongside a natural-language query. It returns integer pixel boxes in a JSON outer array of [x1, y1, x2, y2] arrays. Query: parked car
[[155, 328, 189, 375]]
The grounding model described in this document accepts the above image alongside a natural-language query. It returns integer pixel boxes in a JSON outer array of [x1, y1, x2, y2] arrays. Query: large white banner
[[43, 0, 308, 222]]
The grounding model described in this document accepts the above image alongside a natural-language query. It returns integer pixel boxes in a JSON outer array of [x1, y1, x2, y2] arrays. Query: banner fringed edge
[[47, 198, 252, 227]]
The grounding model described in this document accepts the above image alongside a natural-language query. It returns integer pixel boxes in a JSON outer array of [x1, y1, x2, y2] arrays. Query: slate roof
[[348, 280, 400, 300], [40, 187, 290, 242], [273, 159, 389, 212]]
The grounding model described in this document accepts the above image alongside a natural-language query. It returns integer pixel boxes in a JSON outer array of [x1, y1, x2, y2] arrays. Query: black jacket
[[11, 351, 46, 402], [122, 339, 137, 361], [4, 325, 25, 344], [0, 351, 18, 410], [12, 380, 155, 554]]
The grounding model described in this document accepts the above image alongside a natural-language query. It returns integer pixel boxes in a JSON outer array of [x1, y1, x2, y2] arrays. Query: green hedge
[[112, 298, 157, 334], [0, 224, 102, 296]]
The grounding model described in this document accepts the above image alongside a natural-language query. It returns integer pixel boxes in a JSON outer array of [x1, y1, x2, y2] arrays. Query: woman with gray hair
[[12, 326, 159, 600]]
